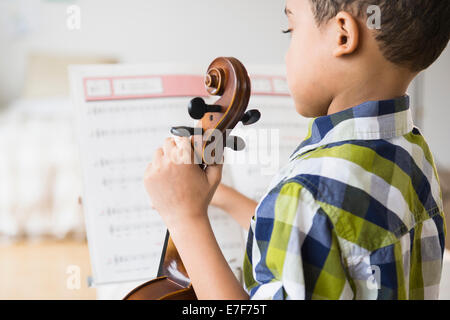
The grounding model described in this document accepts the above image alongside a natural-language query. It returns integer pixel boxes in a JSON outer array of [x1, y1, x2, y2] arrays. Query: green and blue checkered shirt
[[243, 96, 446, 300]]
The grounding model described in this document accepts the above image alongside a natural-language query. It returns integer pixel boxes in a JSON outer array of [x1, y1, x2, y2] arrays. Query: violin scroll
[[205, 67, 225, 96], [172, 57, 260, 164]]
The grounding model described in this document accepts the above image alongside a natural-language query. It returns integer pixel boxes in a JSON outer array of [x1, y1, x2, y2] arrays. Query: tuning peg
[[226, 136, 246, 151], [170, 126, 203, 137], [241, 109, 261, 126], [188, 97, 222, 120]]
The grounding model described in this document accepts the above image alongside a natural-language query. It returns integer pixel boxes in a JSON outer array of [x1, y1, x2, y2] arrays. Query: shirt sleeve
[[243, 179, 353, 300]]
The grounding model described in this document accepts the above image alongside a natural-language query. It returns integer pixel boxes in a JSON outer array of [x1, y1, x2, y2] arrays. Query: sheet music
[[69, 64, 309, 291]]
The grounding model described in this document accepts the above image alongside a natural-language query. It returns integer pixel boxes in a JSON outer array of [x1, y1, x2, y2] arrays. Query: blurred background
[[0, 0, 448, 299]]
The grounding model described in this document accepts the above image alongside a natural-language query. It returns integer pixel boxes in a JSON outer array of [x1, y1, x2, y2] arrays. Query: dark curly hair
[[309, 0, 450, 72]]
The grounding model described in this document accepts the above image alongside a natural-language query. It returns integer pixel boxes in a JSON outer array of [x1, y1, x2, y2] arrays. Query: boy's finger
[[172, 136, 192, 164], [175, 136, 200, 165], [174, 136, 191, 149], [152, 148, 164, 168], [144, 162, 153, 179], [163, 137, 176, 158]]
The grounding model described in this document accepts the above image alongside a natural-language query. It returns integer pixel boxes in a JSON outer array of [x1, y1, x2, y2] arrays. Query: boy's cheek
[[286, 40, 334, 117], [286, 49, 315, 115], [288, 67, 332, 118]]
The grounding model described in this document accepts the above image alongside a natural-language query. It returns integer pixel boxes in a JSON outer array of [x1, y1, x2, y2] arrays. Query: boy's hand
[[144, 137, 223, 228]]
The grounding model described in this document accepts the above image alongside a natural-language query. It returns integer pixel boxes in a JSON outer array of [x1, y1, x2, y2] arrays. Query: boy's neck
[[326, 65, 415, 115]]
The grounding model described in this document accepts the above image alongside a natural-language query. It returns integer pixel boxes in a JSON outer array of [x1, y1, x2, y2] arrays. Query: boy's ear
[[332, 11, 360, 57]]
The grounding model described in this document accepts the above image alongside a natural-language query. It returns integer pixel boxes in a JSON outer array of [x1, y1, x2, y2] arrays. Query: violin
[[123, 57, 260, 300]]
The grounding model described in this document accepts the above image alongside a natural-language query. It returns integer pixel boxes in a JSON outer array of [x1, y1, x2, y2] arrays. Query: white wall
[[421, 47, 450, 169], [0, 0, 289, 105]]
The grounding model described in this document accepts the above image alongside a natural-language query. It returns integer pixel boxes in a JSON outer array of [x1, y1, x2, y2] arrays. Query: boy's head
[[285, 0, 450, 117]]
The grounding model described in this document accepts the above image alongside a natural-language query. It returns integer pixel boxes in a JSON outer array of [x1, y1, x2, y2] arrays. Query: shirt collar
[[290, 95, 414, 160]]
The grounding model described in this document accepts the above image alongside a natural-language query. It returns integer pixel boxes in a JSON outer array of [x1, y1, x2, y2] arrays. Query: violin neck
[[156, 230, 170, 277], [157, 230, 191, 288]]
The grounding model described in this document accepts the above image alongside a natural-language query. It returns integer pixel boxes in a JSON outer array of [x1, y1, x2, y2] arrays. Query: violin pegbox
[[171, 57, 261, 165]]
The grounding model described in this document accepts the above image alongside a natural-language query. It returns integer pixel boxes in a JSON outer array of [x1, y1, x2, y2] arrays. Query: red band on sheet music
[[83, 75, 290, 101]]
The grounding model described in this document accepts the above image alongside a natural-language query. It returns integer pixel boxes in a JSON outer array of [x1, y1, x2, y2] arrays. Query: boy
[[143, 0, 449, 299]]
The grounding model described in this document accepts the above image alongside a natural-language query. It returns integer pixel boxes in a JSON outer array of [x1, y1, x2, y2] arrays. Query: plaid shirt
[[243, 96, 446, 300]]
